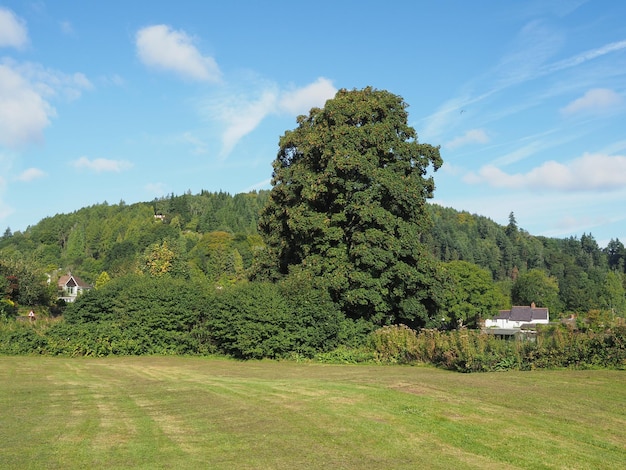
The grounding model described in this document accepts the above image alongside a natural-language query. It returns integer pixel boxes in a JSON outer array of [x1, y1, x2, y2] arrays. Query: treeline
[[425, 206, 626, 316], [1, 191, 626, 321], [1, 190, 269, 283]]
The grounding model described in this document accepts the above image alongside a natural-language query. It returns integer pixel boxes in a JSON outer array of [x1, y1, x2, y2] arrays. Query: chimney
[[531, 302, 536, 309]]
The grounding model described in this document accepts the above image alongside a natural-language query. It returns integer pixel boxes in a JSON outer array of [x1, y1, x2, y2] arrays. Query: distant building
[[484, 302, 549, 329], [58, 273, 92, 302]]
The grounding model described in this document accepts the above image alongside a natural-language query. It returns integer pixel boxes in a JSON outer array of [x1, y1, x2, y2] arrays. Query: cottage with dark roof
[[484, 302, 549, 329]]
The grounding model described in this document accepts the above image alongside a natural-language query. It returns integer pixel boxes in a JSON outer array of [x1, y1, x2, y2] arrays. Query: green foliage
[[94, 271, 111, 289], [440, 261, 507, 328], [0, 192, 269, 287], [208, 276, 345, 359], [188, 231, 247, 285], [259, 87, 443, 327], [0, 258, 50, 307], [369, 324, 420, 363], [0, 299, 17, 319], [207, 282, 292, 359], [60, 275, 215, 355], [601, 271, 626, 315], [37, 272, 348, 359], [140, 240, 178, 277], [512, 269, 562, 315], [362, 324, 626, 372]]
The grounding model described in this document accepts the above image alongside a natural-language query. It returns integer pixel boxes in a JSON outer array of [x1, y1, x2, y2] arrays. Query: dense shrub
[[369, 324, 421, 363], [0, 299, 17, 319], [207, 278, 345, 359], [367, 325, 626, 372], [43, 274, 348, 359], [0, 319, 48, 354], [60, 275, 216, 355]]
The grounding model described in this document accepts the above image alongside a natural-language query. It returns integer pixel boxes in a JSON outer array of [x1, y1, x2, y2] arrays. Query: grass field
[[0, 357, 624, 469]]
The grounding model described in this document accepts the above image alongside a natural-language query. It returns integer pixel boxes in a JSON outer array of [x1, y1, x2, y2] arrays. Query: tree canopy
[[440, 261, 507, 329], [258, 87, 443, 327]]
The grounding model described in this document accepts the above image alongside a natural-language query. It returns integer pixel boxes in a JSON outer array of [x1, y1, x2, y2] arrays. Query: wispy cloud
[[136, 25, 221, 82], [0, 172, 12, 223], [445, 129, 489, 149], [219, 89, 278, 157], [0, 7, 28, 49], [465, 152, 626, 191], [59, 20, 73, 36], [179, 131, 208, 155], [545, 39, 626, 74], [7, 60, 94, 101], [494, 20, 564, 87], [145, 182, 169, 197], [202, 78, 336, 157], [560, 88, 623, 116], [16, 167, 45, 181], [72, 157, 133, 173], [420, 30, 626, 143], [243, 178, 271, 192]]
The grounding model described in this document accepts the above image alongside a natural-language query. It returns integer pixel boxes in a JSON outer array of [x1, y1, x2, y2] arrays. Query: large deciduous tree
[[258, 87, 443, 327], [441, 261, 507, 329]]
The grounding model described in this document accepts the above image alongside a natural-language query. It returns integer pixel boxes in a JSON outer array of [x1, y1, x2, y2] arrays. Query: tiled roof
[[58, 274, 91, 288], [494, 305, 549, 322]]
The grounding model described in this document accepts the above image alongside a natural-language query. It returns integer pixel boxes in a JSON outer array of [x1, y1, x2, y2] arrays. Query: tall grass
[[369, 324, 626, 372]]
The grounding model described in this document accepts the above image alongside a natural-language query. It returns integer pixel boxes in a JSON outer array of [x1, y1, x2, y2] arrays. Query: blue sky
[[1, 1, 625, 247]]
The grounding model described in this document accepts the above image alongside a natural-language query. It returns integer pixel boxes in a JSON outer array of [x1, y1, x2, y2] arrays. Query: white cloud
[[445, 129, 489, 149], [136, 25, 221, 82], [72, 157, 133, 173], [205, 78, 336, 157], [16, 167, 45, 181], [0, 64, 54, 147], [278, 77, 336, 115], [439, 161, 464, 176], [0, 8, 28, 49], [464, 152, 626, 191], [560, 88, 623, 116], [0, 172, 11, 223]]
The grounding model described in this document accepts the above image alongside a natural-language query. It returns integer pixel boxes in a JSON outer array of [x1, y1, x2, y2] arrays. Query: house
[[484, 302, 549, 329], [57, 273, 92, 302]]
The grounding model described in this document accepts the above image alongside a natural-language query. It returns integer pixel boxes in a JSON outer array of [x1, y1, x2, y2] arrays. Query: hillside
[[1, 190, 625, 316]]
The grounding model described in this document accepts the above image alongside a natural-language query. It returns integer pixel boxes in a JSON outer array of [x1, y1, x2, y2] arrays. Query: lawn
[[0, 356, 624, 469]]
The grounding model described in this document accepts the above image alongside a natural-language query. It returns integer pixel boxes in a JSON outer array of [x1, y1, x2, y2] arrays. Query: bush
[[0, 299, 17, 319], [369, 324, 420, 363], [396, 326, 626, 372]]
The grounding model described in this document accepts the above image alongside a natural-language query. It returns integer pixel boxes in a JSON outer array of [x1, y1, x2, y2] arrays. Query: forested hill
[[1, 189, 625, 314], [0, 191, 270, 285], [425, 205, 625, 314]]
